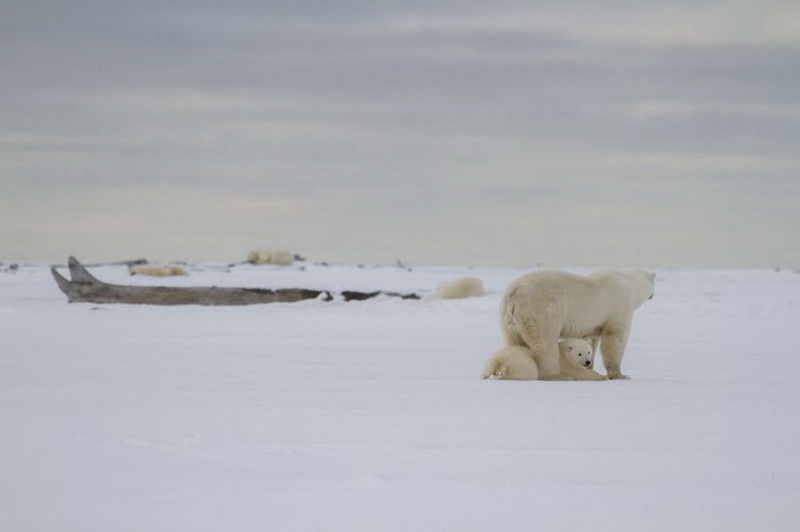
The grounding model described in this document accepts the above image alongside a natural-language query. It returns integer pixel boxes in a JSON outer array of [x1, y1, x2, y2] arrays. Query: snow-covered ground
[[2, 261, 799, 531]]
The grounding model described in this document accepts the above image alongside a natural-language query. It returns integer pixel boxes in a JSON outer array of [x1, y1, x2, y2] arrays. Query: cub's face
[[559, 339, 594, 368]]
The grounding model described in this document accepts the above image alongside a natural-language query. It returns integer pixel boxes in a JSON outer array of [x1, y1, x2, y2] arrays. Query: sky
[[2, 0, 799, 268]]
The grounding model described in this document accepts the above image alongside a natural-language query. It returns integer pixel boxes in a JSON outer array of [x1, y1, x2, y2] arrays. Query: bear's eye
[[577, 353, 583, 357]]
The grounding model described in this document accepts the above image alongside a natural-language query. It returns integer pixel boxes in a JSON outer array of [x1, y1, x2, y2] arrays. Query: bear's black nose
[[583, 360, 591, 367]]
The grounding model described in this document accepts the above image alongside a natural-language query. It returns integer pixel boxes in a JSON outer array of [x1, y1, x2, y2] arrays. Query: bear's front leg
[[600, 324, 631, 380]]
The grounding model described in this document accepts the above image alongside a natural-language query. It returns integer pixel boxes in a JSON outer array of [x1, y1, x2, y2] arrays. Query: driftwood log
[[51, 256, 420, 306]]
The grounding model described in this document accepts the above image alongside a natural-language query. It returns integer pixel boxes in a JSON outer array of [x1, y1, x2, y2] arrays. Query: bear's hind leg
[[515, 319, 569, 380], [505, 294, 570, 380], [526, 340, 567, 380]]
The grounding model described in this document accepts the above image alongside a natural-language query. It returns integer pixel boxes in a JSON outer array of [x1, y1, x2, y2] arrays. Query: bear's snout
[[583, 360, 591, 367]]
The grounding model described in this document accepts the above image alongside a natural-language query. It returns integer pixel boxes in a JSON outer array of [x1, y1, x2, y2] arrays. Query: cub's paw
[[483, 368, 508, 380], [541, 375, 575, 381]]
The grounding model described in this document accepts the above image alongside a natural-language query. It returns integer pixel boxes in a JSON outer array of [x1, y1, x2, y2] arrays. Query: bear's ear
[[568, 346, 573, 351]]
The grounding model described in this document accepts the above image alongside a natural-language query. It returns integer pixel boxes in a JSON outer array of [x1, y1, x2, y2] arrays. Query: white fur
[[500, 269, 655, 380], [129, 264, 188, 277], [483, 338, 605, 381], [483, 346, 538, 380], [248, 249, 294, 266], [433, 277, 485, 300]]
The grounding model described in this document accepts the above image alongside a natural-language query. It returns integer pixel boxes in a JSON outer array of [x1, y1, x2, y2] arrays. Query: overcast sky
[[2, 0, 799, 267]]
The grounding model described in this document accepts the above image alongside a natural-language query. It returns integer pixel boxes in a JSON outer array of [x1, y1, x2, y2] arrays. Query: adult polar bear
[[501, 269, 655, 380]]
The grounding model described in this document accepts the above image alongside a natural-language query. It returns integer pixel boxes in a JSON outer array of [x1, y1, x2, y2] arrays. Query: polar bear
[[130, 264, 189, 277], [483, 338, 605, 381], [501, 269, 655, 380], [433, 277, 485, 300], [248, 249, 294, 266]]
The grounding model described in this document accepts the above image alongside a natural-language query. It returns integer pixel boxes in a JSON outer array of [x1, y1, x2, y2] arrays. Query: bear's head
[[559, 338, 594, 369], [629, 269, 656, 308]]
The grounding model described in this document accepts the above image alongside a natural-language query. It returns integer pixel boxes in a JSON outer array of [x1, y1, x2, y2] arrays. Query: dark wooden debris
[[51, 256, 419, 306]]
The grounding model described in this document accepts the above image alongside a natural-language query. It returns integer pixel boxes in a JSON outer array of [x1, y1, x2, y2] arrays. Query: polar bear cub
[[483, 338, 605, 381], [482, 346, 540, 380], [557, 338, 604, 380]]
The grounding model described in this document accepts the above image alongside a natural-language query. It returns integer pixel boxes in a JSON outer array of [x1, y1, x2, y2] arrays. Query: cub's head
[[559, 338, 594, 369]]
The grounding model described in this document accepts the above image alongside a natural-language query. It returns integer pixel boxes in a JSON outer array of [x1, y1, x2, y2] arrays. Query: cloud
[[628, 100, 800, 121], [376, 2, 800, 48], [2, 1, 799, 266]]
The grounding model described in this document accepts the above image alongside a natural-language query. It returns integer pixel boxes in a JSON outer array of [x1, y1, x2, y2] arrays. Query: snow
[[1, 262, 799, 531]]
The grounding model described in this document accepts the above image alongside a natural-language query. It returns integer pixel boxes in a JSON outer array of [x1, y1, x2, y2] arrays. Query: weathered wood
[[51, 256, 419, 306]]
